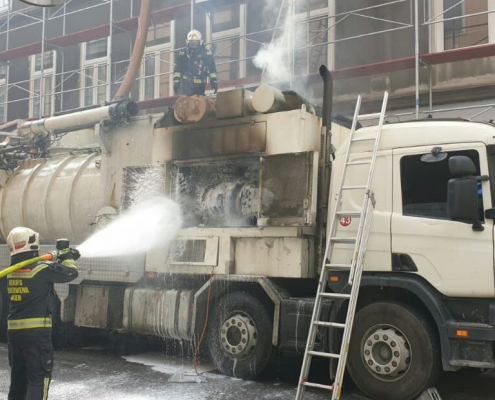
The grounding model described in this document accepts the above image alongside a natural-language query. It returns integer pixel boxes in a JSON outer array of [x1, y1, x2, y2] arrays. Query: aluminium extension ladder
[[295, 92, 389, 400]]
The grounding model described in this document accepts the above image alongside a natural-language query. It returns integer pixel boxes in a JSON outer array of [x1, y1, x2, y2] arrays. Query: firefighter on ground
[[5, 227, 80, 400], [174, 29, 218, 96]]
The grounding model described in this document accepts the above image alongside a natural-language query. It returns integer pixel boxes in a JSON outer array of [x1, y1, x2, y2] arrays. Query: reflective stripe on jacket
[[6, 259, 78, 331]]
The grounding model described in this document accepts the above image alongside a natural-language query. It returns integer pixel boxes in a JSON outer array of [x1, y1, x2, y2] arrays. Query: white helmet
[[187, 29, 203, 49], [7, 227, 40, 256]]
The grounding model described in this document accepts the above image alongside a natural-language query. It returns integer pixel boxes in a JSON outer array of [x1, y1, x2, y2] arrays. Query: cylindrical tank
[[0, 153, 104, 244], [251, 85, 288, 114]]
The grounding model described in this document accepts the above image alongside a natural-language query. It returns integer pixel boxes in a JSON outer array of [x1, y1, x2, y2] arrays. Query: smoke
[[253, 1, 319, 103], [253, 0, 294, 83], [78, 196, 183, 258]]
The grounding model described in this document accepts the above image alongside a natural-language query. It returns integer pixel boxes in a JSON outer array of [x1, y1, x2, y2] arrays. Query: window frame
[[139, 20, 175, 100], [294, 2, 332, 75], [80, 38, 110, 107], [206, 4, 247, 85], [29, 51, 56, 118], [0, 0, 10, 15]]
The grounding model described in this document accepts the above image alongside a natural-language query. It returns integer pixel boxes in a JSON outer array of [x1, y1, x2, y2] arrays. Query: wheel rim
[[361, 324, 412, 381], [220, 312, 258, 359]]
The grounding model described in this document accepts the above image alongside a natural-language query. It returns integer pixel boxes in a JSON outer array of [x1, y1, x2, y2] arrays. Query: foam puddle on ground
[[123, 353, 227, 383]]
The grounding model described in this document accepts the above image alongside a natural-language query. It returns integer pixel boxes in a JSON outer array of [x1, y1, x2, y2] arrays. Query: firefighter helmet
[[186, 29, 203, 49], [7, 227, 40, 256]]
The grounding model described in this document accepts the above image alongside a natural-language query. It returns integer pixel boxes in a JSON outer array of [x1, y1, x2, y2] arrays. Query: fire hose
[[0, 253, 54, 280]]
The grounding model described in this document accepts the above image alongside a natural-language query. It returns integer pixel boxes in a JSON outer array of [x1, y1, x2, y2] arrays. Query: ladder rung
[[331, 237, 356, 244], [314, 321, 346, 329], [347, 160, 372, 166], [325, 263, 352, 270], [336, 211, 361, 218], [301, 381, 334, 391], [308, 350, 340, 359], [319, 292, 352, 300], [357, 112, 381, 121], [341, 185, 367, 190], [352, 137, 376, 143]]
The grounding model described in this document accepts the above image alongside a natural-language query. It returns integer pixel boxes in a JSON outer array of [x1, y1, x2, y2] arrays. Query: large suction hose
[[0, 253, 54, 280], [114, 0, 152, 99]]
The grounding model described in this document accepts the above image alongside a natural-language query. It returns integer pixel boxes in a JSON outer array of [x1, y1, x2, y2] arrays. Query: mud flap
[[416, 388, 442, 400]]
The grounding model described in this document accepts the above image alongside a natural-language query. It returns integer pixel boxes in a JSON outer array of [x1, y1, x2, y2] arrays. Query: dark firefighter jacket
[[7, 259, 78, 331], [173, 46, 217, 90]]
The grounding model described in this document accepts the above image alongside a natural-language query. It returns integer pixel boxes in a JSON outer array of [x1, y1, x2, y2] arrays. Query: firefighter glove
[[70, 248, 81, 261], [57, 248, 73, 262], [174, 83, 180, 95], [212, 81, 218, 94]]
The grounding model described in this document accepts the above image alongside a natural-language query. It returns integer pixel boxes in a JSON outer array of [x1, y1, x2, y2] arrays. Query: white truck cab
[[323, 119, 495, 399]]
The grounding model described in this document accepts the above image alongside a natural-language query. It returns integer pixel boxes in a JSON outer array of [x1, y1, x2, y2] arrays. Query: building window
[[81, 38, 109, 106], [444, 0, 488, 50], [140, 21, 174, 100], [295, 2, 330, 76], [295, 0, 329, 14], [400, 150, 482, 220], [0, 0, 9, 13], [208, 4, 246, 83], [0, 63, 7, 123], [30, 52, 56, 118]]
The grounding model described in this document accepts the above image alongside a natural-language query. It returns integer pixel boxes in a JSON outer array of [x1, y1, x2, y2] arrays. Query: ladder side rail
[[296, 96, 364, 400], [349, 92, 388, 283], [323, 95, 363, 277], [324, 95, 363, 259], [363, 92, 389, 192], [333, 93, 389, 398], [347, 185, 372, 284], [332, 196, 375, 400]]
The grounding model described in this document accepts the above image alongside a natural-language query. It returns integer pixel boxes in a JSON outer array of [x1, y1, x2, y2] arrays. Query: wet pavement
[[0, 342, 492, 400]]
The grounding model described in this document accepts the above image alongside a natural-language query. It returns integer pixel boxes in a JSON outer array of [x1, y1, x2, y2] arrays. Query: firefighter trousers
[[8, 330, 53, 400]]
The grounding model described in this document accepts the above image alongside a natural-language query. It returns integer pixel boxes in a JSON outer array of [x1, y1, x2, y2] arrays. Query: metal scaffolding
[[0, 0, 493, 123]]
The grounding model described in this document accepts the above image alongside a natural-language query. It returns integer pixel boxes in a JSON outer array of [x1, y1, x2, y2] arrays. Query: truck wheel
[[208, 292, 273, 380], [347, 301, 440, 400]]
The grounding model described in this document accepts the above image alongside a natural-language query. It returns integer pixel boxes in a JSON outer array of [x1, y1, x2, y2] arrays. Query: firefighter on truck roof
[[173, 29, 218, 96], [5, 227, 80, 400]]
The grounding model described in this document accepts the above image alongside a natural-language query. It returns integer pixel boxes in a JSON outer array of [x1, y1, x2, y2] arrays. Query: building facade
[[0, 0, 494, 123]]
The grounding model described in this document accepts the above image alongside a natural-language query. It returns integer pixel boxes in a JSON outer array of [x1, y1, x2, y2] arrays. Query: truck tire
[[208, 292, 273, 380], [347, 301, 440, 400]]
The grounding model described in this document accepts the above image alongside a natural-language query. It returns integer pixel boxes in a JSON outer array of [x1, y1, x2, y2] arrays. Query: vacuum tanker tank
[[0, 153, 104, 244]]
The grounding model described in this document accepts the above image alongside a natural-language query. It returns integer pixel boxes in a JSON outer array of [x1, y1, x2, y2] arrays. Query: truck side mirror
[[447, 156, 480, 228]]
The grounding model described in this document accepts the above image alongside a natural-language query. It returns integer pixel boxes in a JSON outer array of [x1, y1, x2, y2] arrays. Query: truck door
[[391, 143, 494, 297]]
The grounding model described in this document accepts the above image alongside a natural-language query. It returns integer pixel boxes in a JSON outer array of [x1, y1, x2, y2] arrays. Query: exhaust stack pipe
[[17, 100, 138, 138], [319, 65, 333, 132]]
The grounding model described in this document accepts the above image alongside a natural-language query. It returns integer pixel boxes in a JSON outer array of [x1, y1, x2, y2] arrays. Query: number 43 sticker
[[339, 217, 352, 227]]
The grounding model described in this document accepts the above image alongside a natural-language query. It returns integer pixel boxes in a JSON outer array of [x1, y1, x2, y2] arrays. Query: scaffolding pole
[[40, 7, 46, 118], [191, 0, 194, 30], [108, 0, 114, 102], [415, 0, 419, 119]]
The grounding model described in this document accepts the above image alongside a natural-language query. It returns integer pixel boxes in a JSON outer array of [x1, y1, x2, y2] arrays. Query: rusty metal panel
[[173, 122, 266, 159], [75, 286, 109, 329], [123, 288, 193, 340], [259, 152, 318, 227]]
